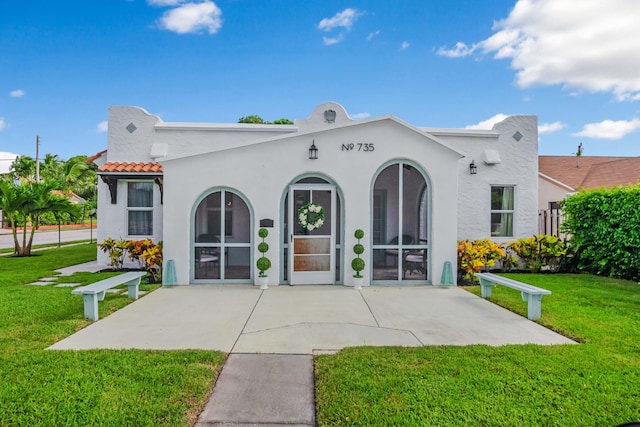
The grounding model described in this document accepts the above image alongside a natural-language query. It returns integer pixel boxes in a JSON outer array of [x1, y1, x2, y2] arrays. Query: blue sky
[[2, 0, 640, 172]]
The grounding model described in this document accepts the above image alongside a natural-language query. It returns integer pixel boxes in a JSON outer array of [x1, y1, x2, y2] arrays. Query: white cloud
[[157, 1, 222, 35], [9, 89, 25, 98], [465, 114, 509, 130], [437, 41, 477, 58], [148, 0, 184, 5], [352, 112, 371, 120], [439, 0, 640, 100], [97, 121, 108, 133], [538, 121, 566, 134], [318, 8, 360, 32], [573, 118, 640, 140], [322, 34, 343, 46], [366, 30, 380, 41], [0, 117, 7, 131], [401, 41, 410, 50], [0, 152, 19, 174]]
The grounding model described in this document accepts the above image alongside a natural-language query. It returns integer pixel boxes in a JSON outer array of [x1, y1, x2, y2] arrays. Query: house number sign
[[341, 143, 375, 152]]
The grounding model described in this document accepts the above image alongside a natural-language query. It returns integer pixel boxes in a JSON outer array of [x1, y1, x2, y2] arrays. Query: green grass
[[315, 274, 640, 426], [0, 244, 225, 426], [0, 239, 92, 255]]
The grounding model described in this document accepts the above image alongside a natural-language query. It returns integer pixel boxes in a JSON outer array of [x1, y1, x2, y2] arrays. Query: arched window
[[372, 162, 429, 283], [193, 190, 252, 282]]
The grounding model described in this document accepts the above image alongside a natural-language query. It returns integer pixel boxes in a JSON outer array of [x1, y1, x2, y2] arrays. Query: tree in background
[[9, 156, 36, 183], [238, 116, 293, 125], [9, 154, 97, 203]]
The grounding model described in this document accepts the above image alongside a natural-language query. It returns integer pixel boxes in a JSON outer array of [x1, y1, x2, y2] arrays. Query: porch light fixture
[[469, 160, 478, 175], [309, 140, 318, 160]]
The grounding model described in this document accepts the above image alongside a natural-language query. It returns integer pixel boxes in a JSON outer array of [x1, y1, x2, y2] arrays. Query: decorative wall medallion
[[324, 109, 336, 123], [126, 123, 137, 133], [512, 131, 523, 141]]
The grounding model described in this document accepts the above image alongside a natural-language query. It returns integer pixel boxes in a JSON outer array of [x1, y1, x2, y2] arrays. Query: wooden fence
[[538, 208, 565, 239]]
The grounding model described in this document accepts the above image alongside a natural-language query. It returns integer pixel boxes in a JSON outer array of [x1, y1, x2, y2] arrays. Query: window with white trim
[[490, 185, 514, 237], [127, 181, 153, 236]]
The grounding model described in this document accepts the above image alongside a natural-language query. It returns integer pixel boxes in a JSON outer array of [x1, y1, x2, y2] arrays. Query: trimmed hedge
[[561, 185, 640, 280]]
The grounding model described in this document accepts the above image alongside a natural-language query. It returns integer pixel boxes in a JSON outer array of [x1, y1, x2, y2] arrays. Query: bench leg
[[479, 278, 493, 298], [82, 294, 99, 322], [524, 293, 543, 320], [127, 283, 139, 299]]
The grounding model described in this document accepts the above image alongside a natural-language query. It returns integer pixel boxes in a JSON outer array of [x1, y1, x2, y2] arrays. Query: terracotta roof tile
[[87, 150, 107, 164], [539, 156, 640, 189], [98, 162, 163, 174]]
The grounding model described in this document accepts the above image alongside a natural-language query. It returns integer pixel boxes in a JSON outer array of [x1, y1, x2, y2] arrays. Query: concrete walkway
[[50, 284, 573, 351], [49, 270, 574, 426]]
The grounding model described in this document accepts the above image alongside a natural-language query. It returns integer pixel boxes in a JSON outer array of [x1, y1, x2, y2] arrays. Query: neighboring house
[[538, 156, 640, 210], [51, 190, 86, 205], [95, 102, 539, 286]]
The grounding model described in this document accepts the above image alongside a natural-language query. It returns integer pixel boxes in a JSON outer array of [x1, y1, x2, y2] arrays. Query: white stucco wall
[[538, 175, 573, 210], [161, 115, 462, 286], [429, 115, 539, 244], [96, 178, 163, 267], [99, 102, 539, 283]]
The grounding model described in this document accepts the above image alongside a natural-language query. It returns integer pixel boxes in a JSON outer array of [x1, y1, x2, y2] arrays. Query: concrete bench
[[72, 272, 146, 321], [475, 272, 551, 320]]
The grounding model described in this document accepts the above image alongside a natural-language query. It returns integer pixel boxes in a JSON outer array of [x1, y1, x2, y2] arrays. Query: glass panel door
[[289, 185, 335, 284]]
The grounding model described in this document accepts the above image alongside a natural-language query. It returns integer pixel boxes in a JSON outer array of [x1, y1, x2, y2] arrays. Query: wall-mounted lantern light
[[469, 160, 478, 175], [309, 140, 318, 160]]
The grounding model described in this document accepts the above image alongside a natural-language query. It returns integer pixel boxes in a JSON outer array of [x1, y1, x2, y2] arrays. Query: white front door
[[288, 185, 336, 285]]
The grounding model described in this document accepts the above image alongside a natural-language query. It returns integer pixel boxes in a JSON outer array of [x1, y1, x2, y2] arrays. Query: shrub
[[100, 238, 162, 281], [562, 185, 640, 280], [508, 234, 567, 273], [457, 239, 505, 283], [98, 237, 128, 270]]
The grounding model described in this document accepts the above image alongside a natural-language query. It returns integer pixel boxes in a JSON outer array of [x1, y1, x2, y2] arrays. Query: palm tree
[[0, 179, 75, 256]]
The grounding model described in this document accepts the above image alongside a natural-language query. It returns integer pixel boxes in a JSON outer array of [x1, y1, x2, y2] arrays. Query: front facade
[[96, 102, 539, 286]]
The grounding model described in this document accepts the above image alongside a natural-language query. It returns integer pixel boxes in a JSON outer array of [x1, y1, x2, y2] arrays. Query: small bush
[[508, 234, 567, 273], [457, 239, 505, 283]]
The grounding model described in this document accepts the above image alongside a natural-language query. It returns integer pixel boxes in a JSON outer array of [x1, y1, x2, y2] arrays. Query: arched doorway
[[192, 189, 252, 283], [281, 176, 343, 285], [371, 161, 430, 283]]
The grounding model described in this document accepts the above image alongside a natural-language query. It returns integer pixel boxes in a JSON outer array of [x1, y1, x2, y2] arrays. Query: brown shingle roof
[[581, 157, 640, 188], [539, 156, 640, 190], [98, 162, 163, 173]]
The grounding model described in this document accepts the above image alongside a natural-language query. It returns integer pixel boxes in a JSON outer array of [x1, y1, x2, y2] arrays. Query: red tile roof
[[98, 162, 163, 173], [539, 156, 640, 190], [87, 150, 107, 164]]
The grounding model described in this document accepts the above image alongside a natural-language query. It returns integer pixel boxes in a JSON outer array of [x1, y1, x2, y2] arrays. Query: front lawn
[[315, 274, 640, 426], [0, 244, 225, 426]]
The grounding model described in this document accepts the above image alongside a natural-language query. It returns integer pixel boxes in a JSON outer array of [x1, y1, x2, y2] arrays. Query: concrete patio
[[50, 284, 574, 352]]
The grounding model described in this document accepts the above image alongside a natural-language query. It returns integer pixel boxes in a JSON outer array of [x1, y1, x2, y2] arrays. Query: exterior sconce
[[309, 140, 318, 160], [469, 160, 477, 175]]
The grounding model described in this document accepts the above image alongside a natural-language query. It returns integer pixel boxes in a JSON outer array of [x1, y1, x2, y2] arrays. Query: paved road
[[0, 228, 95, 250]]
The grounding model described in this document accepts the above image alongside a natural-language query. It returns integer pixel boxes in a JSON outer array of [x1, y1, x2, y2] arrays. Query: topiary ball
[[258, 242, 269, 254], [258, 228, 269, 239], [256, 256, 271, 272], [351, 257, 365, 272], [354, 229, 364, 239], [353, 243, 364, 255]]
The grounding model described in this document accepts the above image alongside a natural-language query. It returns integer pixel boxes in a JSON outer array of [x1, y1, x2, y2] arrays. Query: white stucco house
[[93, 102, 538, 286]]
